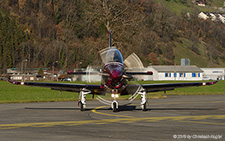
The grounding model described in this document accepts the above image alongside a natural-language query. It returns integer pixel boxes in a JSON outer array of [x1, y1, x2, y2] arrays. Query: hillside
[[156, 0, 225, 67], [0, 0, 225, 73], [156, 0, 225, 15]]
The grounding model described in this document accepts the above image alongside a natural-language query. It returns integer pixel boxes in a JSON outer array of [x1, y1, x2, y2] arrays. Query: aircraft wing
[[141, 81, 218, 92], [8, 80, 104, 94], [126, 71, 153, 75]]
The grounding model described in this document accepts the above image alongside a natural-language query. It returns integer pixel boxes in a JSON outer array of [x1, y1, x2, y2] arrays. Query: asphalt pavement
[[0, 95, 225, 141]]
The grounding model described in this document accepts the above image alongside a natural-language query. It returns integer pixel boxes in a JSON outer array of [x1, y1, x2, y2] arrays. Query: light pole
[[52, 61, 58, 81], [21, 59, 27, 81]]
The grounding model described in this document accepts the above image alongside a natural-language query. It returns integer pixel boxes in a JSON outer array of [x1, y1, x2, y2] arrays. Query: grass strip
[[0, 80, 224, 103]]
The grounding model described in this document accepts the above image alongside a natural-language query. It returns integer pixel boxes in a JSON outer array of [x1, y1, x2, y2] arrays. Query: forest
[[0, 0, 225, 73]]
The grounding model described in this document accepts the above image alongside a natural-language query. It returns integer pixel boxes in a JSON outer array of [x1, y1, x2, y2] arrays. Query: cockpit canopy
[[106, 48, 123, 64], [99, 47, 123, 64]]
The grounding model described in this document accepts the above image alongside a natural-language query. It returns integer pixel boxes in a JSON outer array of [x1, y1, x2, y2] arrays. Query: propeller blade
[[124, 53, 144, 69]]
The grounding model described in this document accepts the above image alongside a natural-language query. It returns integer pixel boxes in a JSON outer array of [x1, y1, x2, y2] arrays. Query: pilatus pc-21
[[9, 31, 218, 112]]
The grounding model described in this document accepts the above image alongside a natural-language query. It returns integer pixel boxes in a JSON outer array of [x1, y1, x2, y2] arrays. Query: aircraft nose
[[111, 70, 122, 81]]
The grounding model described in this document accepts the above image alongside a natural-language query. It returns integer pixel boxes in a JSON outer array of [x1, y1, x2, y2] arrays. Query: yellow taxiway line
[[1, 100, 225, 129], [91, 106, 133, 118], [1, 112, 225, 129]]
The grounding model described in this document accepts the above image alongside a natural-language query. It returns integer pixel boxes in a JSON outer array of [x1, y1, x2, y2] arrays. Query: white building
[[7, 68, 47, 81], [218, 14, 225, 23], [198, 12, 225, 24], [198, 12, 209, 20], [147, 65, 203, 81], [209, 13, 217, 21], [201, 68, 225, 80], [71, 68, 102, 82]]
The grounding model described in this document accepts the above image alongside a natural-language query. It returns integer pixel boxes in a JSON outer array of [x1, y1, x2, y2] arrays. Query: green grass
[[173, 39, 208, 67], [155, 0, 225, 15], [166, 80, 225, 95], [155, 0, 193, 15], [0, 81, 79, 103], [0, 80, 224, 103], [140, 80, 225, 95], [208, 0, 225, 7]]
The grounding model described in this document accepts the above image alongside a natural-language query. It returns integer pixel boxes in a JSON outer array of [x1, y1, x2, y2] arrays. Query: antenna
[[109, 30, 112, 48]]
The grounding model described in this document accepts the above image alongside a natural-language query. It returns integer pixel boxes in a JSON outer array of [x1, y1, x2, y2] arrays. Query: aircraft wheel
[[80, 102, 84, 111], [142, 102, 147, 111], [112, 102, 117, 112]]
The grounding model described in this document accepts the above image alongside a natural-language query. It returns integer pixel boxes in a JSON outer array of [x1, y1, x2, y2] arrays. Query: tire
[[80, 102, 84, 111], [113, 102, 117, 112], [142, 102, 147, 111]]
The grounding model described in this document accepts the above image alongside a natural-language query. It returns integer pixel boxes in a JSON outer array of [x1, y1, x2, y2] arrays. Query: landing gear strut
[[78, 89, 91, 111], [111, 89, 119, 112], [138, 87, 147, 111], [112, 101, 118, 112]]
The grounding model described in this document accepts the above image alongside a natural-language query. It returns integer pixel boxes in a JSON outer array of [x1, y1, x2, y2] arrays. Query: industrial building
[[146, 65, 203, 81]]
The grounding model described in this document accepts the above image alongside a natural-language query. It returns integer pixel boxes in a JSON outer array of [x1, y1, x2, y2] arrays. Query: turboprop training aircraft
[[9, 31, 218, 112]]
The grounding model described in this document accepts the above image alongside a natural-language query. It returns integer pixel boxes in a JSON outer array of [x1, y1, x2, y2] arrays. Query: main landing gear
[[78, 89, 91, 111], [138, 87, 147, 111], [78, 88, 147, 112]]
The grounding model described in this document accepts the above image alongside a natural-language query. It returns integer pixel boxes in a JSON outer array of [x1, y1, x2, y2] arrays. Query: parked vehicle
[[61, 77, 72, 82]]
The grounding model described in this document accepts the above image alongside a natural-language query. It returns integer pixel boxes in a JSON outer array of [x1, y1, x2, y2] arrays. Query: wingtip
[[8, 80, 20, 85], [209, 80, 218, 85], [8, 80, 13, 84]]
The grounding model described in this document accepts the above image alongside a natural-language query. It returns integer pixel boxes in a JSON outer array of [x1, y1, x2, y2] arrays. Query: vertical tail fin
[[109, 30, 112, 48]]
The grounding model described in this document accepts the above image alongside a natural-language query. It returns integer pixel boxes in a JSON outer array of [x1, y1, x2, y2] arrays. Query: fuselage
[[102, 48, 125, 90]]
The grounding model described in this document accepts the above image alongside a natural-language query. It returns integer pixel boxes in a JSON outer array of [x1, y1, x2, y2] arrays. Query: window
[[105, 48, 123, 63], [165, 73, 171, 77], [180, 73, 185, 77], [165, 73, 168, 77], [192, 73, 196, 77], [198, 73, 201, 77], [213, 71, 222, 73], [174, 73, 177, 77]]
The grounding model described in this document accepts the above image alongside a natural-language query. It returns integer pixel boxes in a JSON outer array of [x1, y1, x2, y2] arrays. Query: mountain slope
[[0, 0, 225, 74]]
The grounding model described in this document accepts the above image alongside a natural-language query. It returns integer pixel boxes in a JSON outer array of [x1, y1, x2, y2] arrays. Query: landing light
[[21, 82, 24, 85], [111, 94, 119, 98], [202, 82, 206, 86]]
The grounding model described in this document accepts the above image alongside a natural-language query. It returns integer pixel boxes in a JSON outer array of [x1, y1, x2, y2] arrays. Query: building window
[[165, 73, 168, 77], [180, 73, 186, 77], [174, 73, 177, 77], [198, 73, 201, 77], [213, 71, 222, 73], [192, 73, 196, 77], [165, 73, 171, 77]]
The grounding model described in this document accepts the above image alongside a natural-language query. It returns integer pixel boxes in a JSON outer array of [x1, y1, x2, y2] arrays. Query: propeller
[[99, 47, 114, 65], [85, 65, 101, 83], [97, 47, 145, 105], [124, 53, 144, 69], [123, 53, 144, 103]]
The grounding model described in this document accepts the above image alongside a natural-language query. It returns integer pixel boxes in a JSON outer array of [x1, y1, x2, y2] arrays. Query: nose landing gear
[[111, 89, 119, 112], [112, 101, 118, 112]]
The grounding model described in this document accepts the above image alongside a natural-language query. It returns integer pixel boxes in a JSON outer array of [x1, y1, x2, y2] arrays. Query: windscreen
[[99, 47, 123, 64], [105, 48, 123, 64]]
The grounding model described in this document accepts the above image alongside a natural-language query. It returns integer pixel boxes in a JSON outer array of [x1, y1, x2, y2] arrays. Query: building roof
[[149, 65, 203, 73]]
